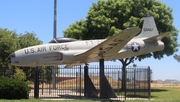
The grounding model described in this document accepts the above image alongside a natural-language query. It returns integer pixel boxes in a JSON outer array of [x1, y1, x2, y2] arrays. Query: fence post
[[3, 67, 5, 76], [76, 71, 78, 95], [134, 68, 136, 96], [42, 74, 44, 95], [84, 65, 88, 97], [148, 66, 151, 99], [125, 69, 127, 100], [118, 71, 120, 93], [34, 66, 39, 98], [52, 66, 56, 89], [79, 65, 82, 99]]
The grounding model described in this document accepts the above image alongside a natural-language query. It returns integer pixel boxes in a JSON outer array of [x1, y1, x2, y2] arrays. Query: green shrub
[[14, 68, 26, 81], [0, 77, 30, 99]]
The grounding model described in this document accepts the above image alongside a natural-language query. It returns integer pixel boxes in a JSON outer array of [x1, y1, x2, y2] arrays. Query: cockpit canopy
[[49, 37, 78, 43]]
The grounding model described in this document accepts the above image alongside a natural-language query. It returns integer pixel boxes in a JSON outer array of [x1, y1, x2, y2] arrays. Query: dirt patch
[[151, 83, 180, 88], [29, 75, 120, 89]]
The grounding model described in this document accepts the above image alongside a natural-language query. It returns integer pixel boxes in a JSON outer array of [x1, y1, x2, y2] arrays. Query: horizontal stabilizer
[[143, 32, 171, 42]]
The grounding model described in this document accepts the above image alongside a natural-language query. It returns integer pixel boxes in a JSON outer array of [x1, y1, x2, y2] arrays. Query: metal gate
[[29, 65, 151, 100]]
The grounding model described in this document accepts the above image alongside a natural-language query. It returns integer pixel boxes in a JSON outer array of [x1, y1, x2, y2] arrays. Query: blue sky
[[0, 0, 180, 81]]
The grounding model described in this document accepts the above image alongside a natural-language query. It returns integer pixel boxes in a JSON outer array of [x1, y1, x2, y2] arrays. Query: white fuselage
[[9, 37, 164, 67]]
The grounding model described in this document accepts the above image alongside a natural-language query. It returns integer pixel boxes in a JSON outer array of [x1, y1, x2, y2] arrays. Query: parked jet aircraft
[[8, 15, 170, 68]]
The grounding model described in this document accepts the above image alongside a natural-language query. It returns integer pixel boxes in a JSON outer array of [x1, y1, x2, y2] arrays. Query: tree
[[0, 28, 18, 65], [0, 28, 42, 78], [0, 28, 19, 76], [63, 0, 178, 90], [18, 31, 42, 48], [17, 32, 43, 80]]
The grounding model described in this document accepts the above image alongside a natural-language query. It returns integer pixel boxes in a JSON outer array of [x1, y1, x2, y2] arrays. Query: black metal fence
[[0, 65, 151, 100], [0, 67, 14, 78]]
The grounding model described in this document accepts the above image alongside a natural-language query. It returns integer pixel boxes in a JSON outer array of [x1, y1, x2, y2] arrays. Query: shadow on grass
[[151, 89, 168, 98], [100, 100, 124, 102], [58, 95, 124, 102], [151, 89, 167, 92]]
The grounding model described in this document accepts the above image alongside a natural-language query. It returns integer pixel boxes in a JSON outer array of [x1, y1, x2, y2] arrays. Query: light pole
[[52, 0, 57, 89], [53, 0, 57, 39]]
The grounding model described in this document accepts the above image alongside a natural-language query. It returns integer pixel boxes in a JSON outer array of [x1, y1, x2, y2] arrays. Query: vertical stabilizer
[[137, 13, 159, 38]]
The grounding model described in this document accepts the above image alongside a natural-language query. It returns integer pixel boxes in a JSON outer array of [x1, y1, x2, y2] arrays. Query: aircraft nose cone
[[7, 56, 11, 63], [7, 52, 15, 63]]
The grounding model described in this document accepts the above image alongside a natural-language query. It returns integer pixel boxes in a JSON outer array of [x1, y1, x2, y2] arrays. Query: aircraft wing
[[143, 32, 171, 42], [75, 27, 141, 61]]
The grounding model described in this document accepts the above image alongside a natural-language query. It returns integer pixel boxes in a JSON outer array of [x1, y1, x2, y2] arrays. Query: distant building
[[152, 79, 180, 84], [164, 79, 180, 84], [152, 79, 163, 84]]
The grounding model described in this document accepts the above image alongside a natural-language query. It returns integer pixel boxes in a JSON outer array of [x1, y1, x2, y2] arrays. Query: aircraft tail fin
[[136, 13, 159, 38]]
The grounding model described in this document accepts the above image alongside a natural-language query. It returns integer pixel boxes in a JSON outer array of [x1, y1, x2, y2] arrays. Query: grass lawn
[[0, 87, 180, 102], [126, 87, 180, 102], [150, 88, 180, 102]]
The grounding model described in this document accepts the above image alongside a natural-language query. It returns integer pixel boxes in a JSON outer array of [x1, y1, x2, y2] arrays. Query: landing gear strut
[[84, 64, 98, 97], [99, 58, 117, 98]]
